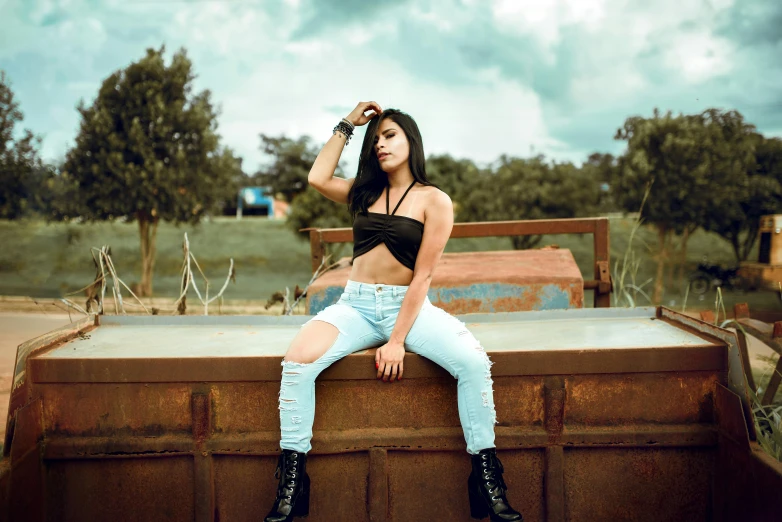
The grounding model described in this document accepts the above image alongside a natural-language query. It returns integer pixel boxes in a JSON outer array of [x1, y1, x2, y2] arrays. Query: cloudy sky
[[1, 0, 781, 176]]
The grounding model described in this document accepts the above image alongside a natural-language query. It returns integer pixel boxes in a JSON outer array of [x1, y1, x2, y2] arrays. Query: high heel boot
[[467, 448, 523, 521], [264, 449, 310, 522]]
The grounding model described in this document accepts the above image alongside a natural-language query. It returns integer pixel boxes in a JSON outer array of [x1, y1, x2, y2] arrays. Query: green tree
[[255, 134, 332, 203], [582, 152, 620, 213], [0, 70, 52, 219], [61, 47, 242, 296], [702, 132, 782, 263], [286, 184, 352, 236], [424, 154, 481, 216], [460, 155, 595, 249], [613, 108, 753, 302]]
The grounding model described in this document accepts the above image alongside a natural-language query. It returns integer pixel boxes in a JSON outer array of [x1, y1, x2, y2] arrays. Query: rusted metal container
[[305, 217, 613, 313], [2, 307, 781, 521], [308, 249, 585, 315]]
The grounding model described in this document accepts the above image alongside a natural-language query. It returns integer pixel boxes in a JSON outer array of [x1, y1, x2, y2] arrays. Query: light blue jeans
[[279, 279, 497, 455]]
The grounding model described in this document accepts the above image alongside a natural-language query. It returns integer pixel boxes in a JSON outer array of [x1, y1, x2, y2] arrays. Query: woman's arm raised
[[307, 101, 382, 204]]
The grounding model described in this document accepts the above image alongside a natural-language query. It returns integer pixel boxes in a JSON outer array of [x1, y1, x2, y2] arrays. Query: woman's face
[[374, 118, 409, 172]]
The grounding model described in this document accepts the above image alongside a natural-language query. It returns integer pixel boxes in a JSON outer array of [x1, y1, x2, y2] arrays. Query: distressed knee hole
[[307, 318, 346, 336], [291, 416, 302, 424], [285, 319, 342, 364]]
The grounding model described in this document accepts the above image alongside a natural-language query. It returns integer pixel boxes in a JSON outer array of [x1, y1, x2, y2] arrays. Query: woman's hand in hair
[[346, 101, 382, 127]]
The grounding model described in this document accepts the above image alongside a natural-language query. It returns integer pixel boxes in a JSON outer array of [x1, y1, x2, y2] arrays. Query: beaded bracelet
[[333, 120, 354, 144]]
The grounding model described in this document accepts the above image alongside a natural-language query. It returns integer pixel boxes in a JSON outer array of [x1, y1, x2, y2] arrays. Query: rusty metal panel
[[212, 382, 280, 434], [715, 383, 750, 450], [0, 462, 9, 522], [493, 377, 545, 427], [659, 308, 757, 441], [214, 453, 370, 522], [38, 383, 192, 436], [9, 449, 44, 522], [46, 457, 195, 521], [212, 455, 278, 522], [563, 448, 714, 522], [387, 450, 545, 522], [564, 372, 718, 426], [307, 250, 584, 314]]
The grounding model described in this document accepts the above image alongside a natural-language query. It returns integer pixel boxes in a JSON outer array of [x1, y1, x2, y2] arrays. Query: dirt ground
[[0, 312, 779, 443], [0, 313, 72, 441]]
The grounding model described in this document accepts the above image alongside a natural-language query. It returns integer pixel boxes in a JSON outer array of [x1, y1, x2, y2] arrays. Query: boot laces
[[480, 453, 507, 501], [275, 452, 300, 501]]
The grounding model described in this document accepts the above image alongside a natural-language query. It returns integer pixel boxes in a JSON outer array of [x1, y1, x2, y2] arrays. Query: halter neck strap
[[386, 180, 417, 216]]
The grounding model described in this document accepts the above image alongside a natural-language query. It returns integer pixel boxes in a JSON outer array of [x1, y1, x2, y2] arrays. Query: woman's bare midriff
[[349, 243, 415, 285]]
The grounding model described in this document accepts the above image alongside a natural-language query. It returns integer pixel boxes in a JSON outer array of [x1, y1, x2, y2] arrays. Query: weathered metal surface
[[387, 450, 545, 521], [658, 307, 757, 440], [738, 261, 782, 291], [308, 217, 612, 309], [564, 448, 714, 521], [1, 307, 781, 521], [46, 458, 196, 521], [564, 373, 717, 426], [307, 249, 584, 315], [731, 304, 782, 405]]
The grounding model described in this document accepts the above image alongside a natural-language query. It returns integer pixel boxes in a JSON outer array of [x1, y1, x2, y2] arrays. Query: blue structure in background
[[237, 187, 275, 219]]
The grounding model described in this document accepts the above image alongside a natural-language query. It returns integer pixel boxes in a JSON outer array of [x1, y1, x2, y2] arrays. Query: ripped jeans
[[279, 279, 497, 455]]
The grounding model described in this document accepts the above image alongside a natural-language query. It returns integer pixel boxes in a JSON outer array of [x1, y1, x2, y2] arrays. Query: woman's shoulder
[[419, 184, 452, 206], [418, 185, 452, 222]]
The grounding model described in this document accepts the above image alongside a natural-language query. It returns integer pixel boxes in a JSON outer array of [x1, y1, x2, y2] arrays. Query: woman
[[265, 101, 523, 522]]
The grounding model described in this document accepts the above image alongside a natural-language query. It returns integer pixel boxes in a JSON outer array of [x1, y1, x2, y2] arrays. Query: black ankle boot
[[467, 448, 523, 521], [264, 449, 310, 522]]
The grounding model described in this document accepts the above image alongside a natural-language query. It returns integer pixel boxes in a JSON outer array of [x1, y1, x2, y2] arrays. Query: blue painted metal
[[308, 285, 347, 314], [308, 282, 580, 315]]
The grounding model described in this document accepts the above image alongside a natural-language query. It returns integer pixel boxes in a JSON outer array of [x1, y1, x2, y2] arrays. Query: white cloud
[[0, 0, 776, 174], [491, 0, 608, 56], [662, 31, 734, 84]]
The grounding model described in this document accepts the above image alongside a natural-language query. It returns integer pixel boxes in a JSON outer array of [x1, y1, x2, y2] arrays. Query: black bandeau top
[[352, 181, 423, 271]]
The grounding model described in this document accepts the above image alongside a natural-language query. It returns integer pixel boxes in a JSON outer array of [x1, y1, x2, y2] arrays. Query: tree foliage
[[61, 47, 242, 296], [611, 108, 777, 302], [286, 184, 352, 237], [255, 134, 337, 203], [582, 152, 620, 213], [0, 70, 52, 219], [458, 155, 598, 249], [424, 154, 482, 215], [697, 113, 780, 263]]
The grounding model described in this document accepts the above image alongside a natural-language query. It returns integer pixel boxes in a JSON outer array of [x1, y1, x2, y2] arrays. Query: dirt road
[[0, 313, 72, 441]]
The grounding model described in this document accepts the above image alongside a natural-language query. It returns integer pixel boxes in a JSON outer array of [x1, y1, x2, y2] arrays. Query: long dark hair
[[347, 108, 438, 219]]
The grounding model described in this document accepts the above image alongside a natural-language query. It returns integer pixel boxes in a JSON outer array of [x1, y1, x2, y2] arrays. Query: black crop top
[[352, 181, 423, 271]]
